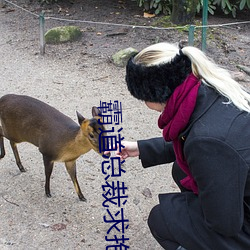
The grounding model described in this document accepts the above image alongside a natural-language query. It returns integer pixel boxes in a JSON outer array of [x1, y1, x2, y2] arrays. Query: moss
[[152, 16, 198, 32], [45, 26, 82, 44], [152, 16, 172, 27]]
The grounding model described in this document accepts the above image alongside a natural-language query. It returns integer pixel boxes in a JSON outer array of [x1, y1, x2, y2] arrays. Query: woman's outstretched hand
[[105, 141, 139, 160]]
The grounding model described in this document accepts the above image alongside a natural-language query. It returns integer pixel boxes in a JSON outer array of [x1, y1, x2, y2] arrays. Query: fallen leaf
[[51, 223, 67, 231], [143, 12, 155, 18], [142, 187, 152, 198]]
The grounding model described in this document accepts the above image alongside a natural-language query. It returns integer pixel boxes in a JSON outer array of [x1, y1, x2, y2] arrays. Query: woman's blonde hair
[[134, 42, 250, 113]]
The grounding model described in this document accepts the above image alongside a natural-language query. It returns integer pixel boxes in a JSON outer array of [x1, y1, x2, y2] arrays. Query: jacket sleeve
[[137, 137, 175, 168], [185, 136, 248, 237]]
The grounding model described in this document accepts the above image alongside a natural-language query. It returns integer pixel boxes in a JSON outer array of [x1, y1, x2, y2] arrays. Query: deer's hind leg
[[65, 161, 86, 202], [10, 141, 26, 172], [0, 126, 5, 159], [43, 155, 54, 198]]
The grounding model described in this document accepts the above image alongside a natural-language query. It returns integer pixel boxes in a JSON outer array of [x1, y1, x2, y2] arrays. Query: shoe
[[176, 246, 187, 250]]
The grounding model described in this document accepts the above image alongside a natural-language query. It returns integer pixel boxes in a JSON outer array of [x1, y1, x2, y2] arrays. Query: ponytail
[[182, 46, 250, 112]]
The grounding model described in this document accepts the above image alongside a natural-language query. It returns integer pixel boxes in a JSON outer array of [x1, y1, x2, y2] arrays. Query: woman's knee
[[148, 204, 180, 249], [148, 204, 174, 238], [148, 204, 161, 232]]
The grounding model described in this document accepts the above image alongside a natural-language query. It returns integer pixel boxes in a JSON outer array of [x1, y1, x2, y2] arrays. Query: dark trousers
[[148, 162, 188, 250], [148, 162, 250, 250]]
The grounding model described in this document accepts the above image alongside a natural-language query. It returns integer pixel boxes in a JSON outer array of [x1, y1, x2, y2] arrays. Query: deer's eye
[[89, 133, 94, 139]]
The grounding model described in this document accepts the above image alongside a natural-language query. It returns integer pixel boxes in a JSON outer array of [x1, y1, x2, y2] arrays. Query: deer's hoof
[[79, 196, 87, 202]]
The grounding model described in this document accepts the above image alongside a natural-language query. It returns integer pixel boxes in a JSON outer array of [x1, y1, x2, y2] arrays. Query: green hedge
[[38, 0, 250, 18], [136, 0, 250, 18]]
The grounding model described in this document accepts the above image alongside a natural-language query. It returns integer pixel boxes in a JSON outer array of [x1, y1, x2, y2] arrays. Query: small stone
[[39, 223, 50, 228], [0, 0, 6, 8], [112, 47, 138, 67], [51, 223, 67, 231], [133, 198, 140, 205], [45, 26, 82, 44], [142, 187, 152, 198], [231, 71, 247, 82]]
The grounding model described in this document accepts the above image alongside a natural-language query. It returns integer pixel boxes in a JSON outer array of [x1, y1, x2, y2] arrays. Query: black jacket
[[138, 84, 250, 249]]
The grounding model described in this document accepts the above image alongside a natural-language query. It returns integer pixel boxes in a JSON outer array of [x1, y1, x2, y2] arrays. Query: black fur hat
[[125, 52, 192, 103]]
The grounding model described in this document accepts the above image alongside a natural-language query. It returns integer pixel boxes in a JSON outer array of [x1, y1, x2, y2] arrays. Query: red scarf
[[158, 73, 200, 194]]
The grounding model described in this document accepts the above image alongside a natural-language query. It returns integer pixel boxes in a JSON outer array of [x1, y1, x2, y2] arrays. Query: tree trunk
[[171, 0, 198, 25]]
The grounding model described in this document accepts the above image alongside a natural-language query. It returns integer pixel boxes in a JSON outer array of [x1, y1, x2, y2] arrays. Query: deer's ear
[[92, 106, 101, 117], [76, 111, 85, 125]]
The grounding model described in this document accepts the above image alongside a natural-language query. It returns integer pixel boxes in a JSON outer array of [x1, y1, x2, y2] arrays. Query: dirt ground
[[0, 0, 249, 249]]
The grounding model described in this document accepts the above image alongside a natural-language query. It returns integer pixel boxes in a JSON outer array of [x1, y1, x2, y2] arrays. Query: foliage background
[[38, 0, 250, 19]]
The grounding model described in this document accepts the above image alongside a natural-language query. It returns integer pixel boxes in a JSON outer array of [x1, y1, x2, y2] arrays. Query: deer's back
[[0, 94, 79, 147]]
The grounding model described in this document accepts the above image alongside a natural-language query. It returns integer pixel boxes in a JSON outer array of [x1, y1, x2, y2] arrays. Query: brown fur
[[0, 94, 109, 201]]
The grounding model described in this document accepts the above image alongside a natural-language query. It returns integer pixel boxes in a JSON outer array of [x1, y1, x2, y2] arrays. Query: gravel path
[[0, 1, 249, 249], [0, 4, 175, 250]]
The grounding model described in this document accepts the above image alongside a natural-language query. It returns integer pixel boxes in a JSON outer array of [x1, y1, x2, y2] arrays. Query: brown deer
[[0, 94, 110, 201]]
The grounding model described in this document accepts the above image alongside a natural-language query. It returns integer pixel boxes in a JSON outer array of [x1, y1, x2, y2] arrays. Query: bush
[[136, 0, 250, 17], [212, 0, 250, 17], [38, 0, 58, 4], [135, 0, 172, 15]]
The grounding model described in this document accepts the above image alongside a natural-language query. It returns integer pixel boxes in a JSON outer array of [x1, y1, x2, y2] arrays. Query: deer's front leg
[[65, 160, 86, 201]]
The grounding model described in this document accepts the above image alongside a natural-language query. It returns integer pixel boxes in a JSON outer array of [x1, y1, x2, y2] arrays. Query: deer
[[0, 94, 110, 201]]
